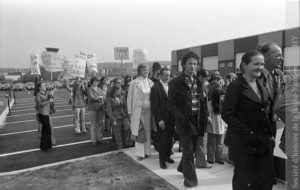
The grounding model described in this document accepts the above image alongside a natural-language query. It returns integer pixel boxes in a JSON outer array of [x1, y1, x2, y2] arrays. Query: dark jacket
[[221, 74, 274, 154], [259, 68, 284, 137], [150, 81, 174, 130], [167, 73, 208, 136], [105, 95, 128, 122]]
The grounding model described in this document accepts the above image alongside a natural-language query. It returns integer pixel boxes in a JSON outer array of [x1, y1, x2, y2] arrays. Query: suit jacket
[[167, 73, 208, 136], [87, 87, 106, 111], [106, 95, 128, 121], [150, 81, 174, 130], [221, 74, 274, 154], [259, 68, 284, 137], [127, 77, 154, 136]]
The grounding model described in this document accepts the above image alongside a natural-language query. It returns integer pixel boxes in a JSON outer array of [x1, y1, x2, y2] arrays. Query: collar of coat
[[178, 73, 199, 88], [238, 73, 268, 105]]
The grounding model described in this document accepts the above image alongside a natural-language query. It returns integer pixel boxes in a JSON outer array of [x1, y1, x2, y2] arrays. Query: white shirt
[[160, 80, 168, 96]]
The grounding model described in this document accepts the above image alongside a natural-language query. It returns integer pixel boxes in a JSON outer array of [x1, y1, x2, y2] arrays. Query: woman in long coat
[[221, 50, 275, 190], [127, 63, 154, 160]]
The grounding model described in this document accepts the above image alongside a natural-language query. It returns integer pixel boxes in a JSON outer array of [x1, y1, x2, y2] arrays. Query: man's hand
[[159, 120, 165, 130], [112, 120, 117, 126]]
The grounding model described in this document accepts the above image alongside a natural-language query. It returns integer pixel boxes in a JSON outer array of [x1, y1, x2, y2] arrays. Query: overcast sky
[[0, 0, 299, 68]]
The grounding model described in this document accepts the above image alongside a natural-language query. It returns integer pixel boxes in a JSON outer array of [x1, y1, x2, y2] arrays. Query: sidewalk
[[123, 145, 286, 190]]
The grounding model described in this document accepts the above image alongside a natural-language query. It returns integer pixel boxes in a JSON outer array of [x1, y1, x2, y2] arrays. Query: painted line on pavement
[[0, 122, 91, 136], [12, 99, 68, 106], [4, 115, 74, 125], [12, 101, 69, 109], [0, 147, 124, 176], [10, 105, 71, 113], [6, 109, 73, 117], [0, 137, 112, 158]]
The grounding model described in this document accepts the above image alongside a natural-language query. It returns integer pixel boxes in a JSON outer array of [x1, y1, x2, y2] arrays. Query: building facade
[[171, 27, 300, 76]]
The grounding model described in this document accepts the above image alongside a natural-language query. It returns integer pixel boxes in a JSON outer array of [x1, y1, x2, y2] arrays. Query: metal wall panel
[[234, 36, 258, 52], [171, 51, 177, 66], [284, 28, 300, 47], [258, 31, 283, 48], [201, 43, 218, 57], [218, 40, 234, 61], [203, 56, 218, 70], [218, 60, 235, 76]]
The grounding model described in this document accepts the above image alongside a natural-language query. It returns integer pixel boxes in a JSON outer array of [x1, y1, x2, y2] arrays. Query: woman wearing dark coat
[[221, 50, 275, 190]]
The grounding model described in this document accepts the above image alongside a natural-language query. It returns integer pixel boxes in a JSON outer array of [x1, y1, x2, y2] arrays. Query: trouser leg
[[178, 135, 198, 188]]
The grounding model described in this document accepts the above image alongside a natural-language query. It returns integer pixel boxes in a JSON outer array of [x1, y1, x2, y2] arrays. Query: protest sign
[[72, 57, 86, 78], [133, 49, 147, 69], [58, 59, 74, 81], [114, 47, 129, 60], [41, 51, 66, 72], [30, 54, 41, 75], [87, 53, 97, 73]]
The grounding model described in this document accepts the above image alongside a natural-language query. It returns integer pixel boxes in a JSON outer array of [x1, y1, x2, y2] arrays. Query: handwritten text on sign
[[72, 58, 86, 78], [114, 47, 129, 60]]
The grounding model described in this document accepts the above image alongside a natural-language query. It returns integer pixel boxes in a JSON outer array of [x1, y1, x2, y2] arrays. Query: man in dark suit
[[167, 51, 208, 189], [257, 43, 285, 138], [150, 67, 175, 169]]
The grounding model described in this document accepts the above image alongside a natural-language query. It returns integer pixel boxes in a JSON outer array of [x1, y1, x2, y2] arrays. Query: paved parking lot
[[0, 89, 116, 173]]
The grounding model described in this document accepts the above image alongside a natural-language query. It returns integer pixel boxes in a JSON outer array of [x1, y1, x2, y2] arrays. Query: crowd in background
[[32, 42, 298, 190]]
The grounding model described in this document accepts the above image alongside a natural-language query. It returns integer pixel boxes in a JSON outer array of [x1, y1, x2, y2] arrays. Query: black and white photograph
[[0, 0, 299, 189]]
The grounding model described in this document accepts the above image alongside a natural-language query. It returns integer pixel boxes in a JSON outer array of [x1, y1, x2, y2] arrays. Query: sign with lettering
[[86, 53, 97, 73], [114, 47, 129, 60], [58, 59, 75, 81], [41, 51, 66, 72], [30, 54, 41, 75], [72, 57, 86, 78]]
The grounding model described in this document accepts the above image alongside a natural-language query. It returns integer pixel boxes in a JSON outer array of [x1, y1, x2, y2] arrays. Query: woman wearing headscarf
[[127, 63, 154, 160]]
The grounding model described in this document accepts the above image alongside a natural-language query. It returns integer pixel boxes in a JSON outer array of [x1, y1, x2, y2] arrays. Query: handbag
[[136, 120, 146, 143]]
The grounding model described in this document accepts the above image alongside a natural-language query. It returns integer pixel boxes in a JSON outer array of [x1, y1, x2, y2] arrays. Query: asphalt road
[[0, 89, 118, 173]]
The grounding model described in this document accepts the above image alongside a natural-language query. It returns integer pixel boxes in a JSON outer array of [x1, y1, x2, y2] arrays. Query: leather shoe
[[216, 160, 225, 165], [167, 158, 175, 164], [160, 161, 167, 169]]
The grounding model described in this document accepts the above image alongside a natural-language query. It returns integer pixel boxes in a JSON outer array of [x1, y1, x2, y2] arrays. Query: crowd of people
[[33, 42, 297, 190]]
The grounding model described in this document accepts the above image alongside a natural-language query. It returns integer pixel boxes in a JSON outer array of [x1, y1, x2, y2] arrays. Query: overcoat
[[167, 73, 208, 137], [127, 77, 154, 136], [221, 74, 274, 154]]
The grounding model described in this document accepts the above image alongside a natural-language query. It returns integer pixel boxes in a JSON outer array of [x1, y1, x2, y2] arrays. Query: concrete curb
[[0, 98, 15, 129]]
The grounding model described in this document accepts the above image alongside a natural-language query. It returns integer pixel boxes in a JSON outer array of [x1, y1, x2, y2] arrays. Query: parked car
[[13, 83, 25, 91], [26, 82, 35, 90], [0, 83, 4, 90], [4, 83, 12, 90]]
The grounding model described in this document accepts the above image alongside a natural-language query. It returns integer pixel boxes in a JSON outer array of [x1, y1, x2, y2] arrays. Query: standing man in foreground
[[168, 51, 207, 189], [258, 42, 285, 138], [150, 67, 175, 169]]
